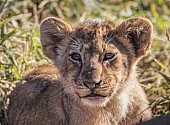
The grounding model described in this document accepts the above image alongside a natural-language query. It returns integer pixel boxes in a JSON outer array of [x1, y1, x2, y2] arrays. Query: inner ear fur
[[116, 17, 153, 58], [40, 17, 72, 59]]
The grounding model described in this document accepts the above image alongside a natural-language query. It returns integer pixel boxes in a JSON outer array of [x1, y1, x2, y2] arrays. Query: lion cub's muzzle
[[82, 80, 106, 98], [83, 80, 102, 90]]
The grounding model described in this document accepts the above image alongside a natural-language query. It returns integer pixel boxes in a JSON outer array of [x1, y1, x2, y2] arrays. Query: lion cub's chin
[[81, 97, 110, 107]]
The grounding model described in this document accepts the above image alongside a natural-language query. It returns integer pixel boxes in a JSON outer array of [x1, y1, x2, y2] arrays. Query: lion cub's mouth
[[83, 93, 106, 98]]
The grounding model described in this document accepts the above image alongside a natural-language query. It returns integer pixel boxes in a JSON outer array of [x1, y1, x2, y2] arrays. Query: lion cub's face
[[40, 17, 152, 106], [64, 33, 127, 106]]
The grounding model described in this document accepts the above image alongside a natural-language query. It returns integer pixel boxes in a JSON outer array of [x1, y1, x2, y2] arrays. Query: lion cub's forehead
[[69, 19, 116, 52], [74, 19, 115, 39]]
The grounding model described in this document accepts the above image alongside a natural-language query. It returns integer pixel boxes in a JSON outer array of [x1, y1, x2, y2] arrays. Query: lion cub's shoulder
[[8, 65, 64, 125], [25, 64, 59, 79], [9, 64, 61, 105], [22, 64, 60, 93]]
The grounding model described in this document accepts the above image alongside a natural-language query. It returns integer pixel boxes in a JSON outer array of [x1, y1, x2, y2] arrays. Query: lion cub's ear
[[40, 17, 72, 59], [116, 17, 153, 59]]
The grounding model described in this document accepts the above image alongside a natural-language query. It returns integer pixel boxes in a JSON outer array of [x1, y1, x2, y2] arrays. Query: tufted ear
[[116, 17, 153, 58], [40, 17, 72, 59]]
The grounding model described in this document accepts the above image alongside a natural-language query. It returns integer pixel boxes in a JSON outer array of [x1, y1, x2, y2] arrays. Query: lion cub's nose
[[83, 81, 101, 90]]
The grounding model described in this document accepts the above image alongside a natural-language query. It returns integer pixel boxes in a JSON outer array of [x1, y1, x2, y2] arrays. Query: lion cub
[[7, 17, 153, 125]]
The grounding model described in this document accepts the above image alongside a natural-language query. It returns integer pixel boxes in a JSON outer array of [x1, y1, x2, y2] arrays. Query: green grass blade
[[2, 45, 20, 79], [157, 70, 170, 84], [1, 30, 15, 45], [1, 23, 5, 38]]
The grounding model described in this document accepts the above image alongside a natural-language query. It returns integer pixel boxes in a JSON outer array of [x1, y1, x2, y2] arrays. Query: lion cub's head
[[40, 17, 152, 107]]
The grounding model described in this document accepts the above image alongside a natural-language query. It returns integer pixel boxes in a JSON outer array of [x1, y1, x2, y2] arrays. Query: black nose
[[83, 81, 101, 90]]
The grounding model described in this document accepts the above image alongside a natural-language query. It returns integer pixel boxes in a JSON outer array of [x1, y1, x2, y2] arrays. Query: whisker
[[45, 85, 74, 102], [56, 84, 74, 97], [69, 36, 79, 44], [106, 34, 118, 45], [105, 31, 114, 43], [69, 35, 81, 45], [71, 34, 81, 44], [104, 31, 110, 42], [47, 84, 74, 100]]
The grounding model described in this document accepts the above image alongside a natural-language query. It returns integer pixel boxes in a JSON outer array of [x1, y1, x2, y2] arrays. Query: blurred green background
[[0, 0, 170, 121]]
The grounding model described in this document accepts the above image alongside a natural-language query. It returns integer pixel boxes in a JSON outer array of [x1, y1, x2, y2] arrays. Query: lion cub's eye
[[70, 53, 81, 62], [103, 53, 116, 61]]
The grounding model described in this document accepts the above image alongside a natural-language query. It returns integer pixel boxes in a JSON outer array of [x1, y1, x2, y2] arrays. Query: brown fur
[[7, 17, 153, 125]]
